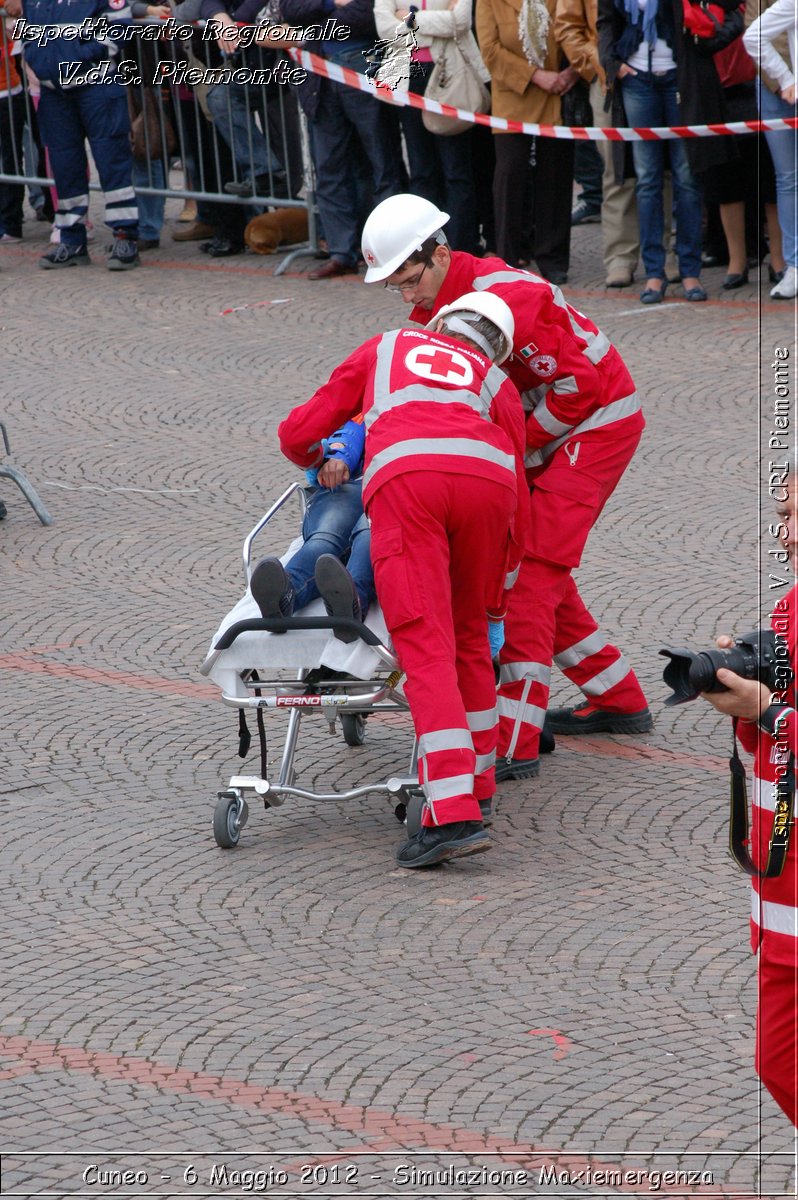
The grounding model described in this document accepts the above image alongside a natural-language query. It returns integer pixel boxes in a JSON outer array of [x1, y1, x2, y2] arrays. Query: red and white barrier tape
[[285, 45, 798, 140]]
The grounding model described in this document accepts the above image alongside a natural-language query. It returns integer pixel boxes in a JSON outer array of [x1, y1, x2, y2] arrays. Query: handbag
[[422, 31, 490, 136], [681, 0, 744, 56]]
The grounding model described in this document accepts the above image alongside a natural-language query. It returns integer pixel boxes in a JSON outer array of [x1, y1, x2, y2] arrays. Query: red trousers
[[498, 424, 647, 760], [756, 953, 798, 1127], [368, 472, 516, 827]]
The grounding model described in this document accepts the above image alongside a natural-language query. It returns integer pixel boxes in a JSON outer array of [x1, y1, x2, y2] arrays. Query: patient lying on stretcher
[[250, 418, 376, 643]]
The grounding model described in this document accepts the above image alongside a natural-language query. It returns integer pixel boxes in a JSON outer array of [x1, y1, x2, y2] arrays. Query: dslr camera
[[660, 630, 793, 706]]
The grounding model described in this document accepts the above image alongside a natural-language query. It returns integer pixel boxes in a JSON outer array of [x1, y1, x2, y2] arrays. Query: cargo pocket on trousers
[[370, 523, 425, 628]]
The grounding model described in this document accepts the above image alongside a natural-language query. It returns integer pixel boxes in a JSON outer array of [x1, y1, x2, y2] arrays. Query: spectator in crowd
[[556, 0, 641, 286], [0, 18, 26, 243], [281, 0, 403, 279], [373, 0, 486, 254], [476, 0, 578, 285], [20, 0, 140, 269], [745, 0, 797, 299], [127, 5, 172, 251], [598, 0, 707, 302]]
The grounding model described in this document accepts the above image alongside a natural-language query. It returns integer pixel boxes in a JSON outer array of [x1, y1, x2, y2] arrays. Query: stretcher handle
[[214, 615, 385, 651], [243, 481, 308, 582]]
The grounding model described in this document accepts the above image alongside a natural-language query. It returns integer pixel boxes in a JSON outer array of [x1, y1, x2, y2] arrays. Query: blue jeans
[[620, 70, 703, 280], [286, 479, 375, 616], [206, 80, 285, 181], [131, 157, 165, 241], [308, 48, 403, 265], [758, 79, 797, 268]]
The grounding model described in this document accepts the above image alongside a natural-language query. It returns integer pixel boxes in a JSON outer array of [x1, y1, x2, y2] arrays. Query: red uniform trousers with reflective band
[[368, 472, 516, 827], [497, 424, 647, 760], [757, 955, 798, 1126]]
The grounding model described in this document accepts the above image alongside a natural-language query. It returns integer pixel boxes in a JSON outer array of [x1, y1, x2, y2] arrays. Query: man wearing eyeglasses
[[358, 193, 652, 783]]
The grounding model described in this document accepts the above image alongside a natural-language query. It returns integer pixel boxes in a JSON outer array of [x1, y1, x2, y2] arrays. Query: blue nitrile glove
[[321, 419, 365, 477], [305, 467, 319, 486], [488, 620, 505, 658]]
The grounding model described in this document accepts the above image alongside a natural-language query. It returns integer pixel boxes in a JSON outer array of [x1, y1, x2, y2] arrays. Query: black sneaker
[[203, 235, 245, 258], [396, 821, 491, 869], [224, 171, 288, 198], [495, 757, 539, 782], [39, 242, 90, 270], [107, 234, 140, 271], [546, 701, 653, 735], [250, 556, 295, 626], [571, 200, 601, 225], [314, 553, 362, 643]]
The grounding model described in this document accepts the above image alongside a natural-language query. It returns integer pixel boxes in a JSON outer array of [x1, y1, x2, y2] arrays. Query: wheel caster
[[213, 793, 247, 848], [406, 792, 425, 837], [394, 802, 407, 824], [341, 713, 367, 746]]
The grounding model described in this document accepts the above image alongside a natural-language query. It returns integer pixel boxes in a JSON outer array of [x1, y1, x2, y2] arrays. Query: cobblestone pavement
[[0, 198, 795, 1200]]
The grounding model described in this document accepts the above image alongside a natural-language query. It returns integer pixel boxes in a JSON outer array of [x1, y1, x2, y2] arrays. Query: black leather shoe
[[224, 171, 288, 198], [205, 235, 244, 258], [314, 553, 362, 642], [250, 556, 294, 626], [495, 757, 539, 782], [769, 265, 786, 284], [396, 821, 491, 868], [721, 269, 748, 290]]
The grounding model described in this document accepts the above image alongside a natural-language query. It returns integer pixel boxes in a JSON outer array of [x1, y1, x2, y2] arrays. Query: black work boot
[[250, 556, 295, 626], [396, 821, 491, 869]]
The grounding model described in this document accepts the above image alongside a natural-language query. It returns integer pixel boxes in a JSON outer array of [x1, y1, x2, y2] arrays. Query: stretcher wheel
[[341, 713, 367, 746], [406, 793, 425, 837], [213, 795, 241, 849], [394, 803, 406, 824]]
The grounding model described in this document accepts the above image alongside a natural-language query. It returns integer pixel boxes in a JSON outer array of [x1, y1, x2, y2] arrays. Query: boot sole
[[495, 760, 539, 782], [397, 833, 492, 869], [547, 712, 653, 735], [107, 259, 140, 271], [250, 559, 291, 623], [39, 257, 91, 270], [315, 555, 359, 643]]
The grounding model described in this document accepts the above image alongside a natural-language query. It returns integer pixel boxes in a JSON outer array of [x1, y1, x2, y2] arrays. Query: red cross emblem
[[405, 344, 474, 386], [365, 251, 376, 264]]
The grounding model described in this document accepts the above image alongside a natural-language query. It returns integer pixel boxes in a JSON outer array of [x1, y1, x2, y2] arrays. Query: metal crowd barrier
[[0, 10, 319, 269]]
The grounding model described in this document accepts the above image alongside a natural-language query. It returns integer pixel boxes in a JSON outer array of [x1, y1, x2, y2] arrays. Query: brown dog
[[244, 208, 310, 255]]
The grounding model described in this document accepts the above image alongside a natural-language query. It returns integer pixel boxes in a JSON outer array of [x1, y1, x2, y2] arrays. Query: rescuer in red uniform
[[278, 293, 529, 867], [360, 194, 652, 781], [699, 475, 798, 1129]]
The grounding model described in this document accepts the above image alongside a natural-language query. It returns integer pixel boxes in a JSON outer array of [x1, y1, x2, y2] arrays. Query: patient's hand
[[318, 459, 350, 488]]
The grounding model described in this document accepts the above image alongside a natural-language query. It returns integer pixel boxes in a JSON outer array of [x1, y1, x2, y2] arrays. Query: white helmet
[[361, 194, 450, 283], [427, 291, 515, 365]]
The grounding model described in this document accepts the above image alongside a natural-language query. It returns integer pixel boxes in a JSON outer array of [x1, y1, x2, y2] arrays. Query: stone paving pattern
[[0, 198, 795, 1198]]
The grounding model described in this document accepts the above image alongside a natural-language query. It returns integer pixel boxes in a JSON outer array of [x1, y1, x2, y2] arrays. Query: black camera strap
[[729, 718, 794, 878]]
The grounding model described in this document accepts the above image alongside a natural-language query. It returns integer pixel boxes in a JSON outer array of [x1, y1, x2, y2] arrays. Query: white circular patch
[[530, 354, 557, 378], [404, 344, 474, 386]]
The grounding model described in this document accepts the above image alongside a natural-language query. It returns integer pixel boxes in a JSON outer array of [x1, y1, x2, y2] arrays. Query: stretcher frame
[[200, 482, 423, 848]]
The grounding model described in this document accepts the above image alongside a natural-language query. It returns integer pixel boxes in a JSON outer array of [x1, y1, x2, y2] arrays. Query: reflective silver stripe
[[532, 397, 574, 438], [475, 750, 496, 774], [484, 362, 511, 400], [581, 656, 633, 697], [554, 631, 608, 669], [105, 187, 136, 204], [466, 707, 497, 732], [497, 695, 546, 727], [752, 893, 798, 938], [364, 438, 516, 490], [521, 384, 551, 412], [552, 374, 579, 395], [504, 564, 520, 589], [57, 212, 89, 227], [425, 773, 475, 802], [366, 384, 491, 430], [524, 391, 641, 468], [499, 661, 551, 686], [418, 728, 473, 757], [59, 193, 89, 209], [552, 291, 612, 365], [373, 329, 401, 412], [473, 269, 538, 289], [105, 207, 138, 223]]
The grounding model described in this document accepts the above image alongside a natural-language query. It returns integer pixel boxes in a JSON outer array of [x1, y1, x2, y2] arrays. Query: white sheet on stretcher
[[202, 536, 392, 699]]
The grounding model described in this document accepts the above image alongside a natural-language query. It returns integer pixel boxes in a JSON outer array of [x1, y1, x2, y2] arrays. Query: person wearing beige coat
[[476, 0, 578, 280], [374, 0, 487, 251]]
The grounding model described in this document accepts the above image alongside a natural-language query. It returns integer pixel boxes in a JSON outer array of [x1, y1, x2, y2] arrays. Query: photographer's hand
[[701, 636, 771, 720]]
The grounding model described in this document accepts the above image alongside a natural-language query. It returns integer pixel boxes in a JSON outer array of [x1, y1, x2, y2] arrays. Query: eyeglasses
[[384, 261, 429, 294]]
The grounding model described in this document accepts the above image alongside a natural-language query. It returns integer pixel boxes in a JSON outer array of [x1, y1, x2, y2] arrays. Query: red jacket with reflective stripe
[[734, 585, 798, 966], [411, 253, 644, 475], [278, 326, 530, 595]]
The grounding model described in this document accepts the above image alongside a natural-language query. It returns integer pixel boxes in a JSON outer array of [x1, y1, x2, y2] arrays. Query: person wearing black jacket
[[280, 0, 402, 278]]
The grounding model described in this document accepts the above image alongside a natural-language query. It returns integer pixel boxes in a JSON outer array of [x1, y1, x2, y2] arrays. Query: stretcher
[[200, 482, 424, 849]]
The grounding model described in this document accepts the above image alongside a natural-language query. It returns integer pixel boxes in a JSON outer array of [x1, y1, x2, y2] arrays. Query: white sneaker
[[771, 264, 797, 299]]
